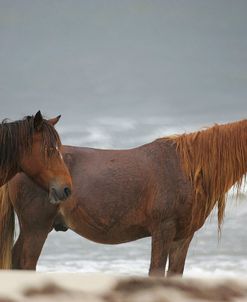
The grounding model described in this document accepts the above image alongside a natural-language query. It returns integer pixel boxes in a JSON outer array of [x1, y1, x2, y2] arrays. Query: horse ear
[[34, 110, 43, 131], [48, 115, 61, 126]]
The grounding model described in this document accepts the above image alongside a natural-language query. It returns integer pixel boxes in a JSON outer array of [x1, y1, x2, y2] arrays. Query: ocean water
[[32, 122, 247, 277]]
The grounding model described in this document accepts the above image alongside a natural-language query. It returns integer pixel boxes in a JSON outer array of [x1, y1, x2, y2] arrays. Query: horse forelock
[[168, 119, 247, 231], [39, 119, 62, 159], [0, 115, 61, 180]]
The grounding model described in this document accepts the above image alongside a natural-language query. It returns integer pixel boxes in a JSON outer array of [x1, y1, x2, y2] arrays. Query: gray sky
[[0, 0, 246, 146]]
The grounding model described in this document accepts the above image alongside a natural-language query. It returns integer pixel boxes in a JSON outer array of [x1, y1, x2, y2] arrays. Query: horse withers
[[1, 119, 247, 275]]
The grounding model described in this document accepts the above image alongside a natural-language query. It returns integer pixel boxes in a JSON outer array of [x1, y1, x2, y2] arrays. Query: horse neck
[[206, 120, 247, 194], [182, 120, 246, 190], [175, 119, 247, 227]]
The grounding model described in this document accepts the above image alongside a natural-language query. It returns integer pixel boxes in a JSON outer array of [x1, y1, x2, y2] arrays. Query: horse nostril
[[64, 187, 71, 198]]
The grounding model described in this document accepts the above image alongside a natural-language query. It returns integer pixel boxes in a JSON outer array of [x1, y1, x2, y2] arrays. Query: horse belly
[[60, 177, 152, 243], [69, 219, 151, 244]]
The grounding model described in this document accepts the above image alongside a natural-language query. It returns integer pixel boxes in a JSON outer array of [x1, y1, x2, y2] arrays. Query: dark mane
[[0, 115, 61, 182]]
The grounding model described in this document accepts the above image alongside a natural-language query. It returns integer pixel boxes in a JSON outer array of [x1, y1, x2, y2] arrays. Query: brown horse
[[0, 110, 73, 268], [0, 111, 72, 202], [0, 119, 246, 275]]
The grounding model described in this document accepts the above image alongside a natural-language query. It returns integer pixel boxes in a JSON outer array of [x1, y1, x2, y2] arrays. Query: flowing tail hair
[[0, 184, 15, 269]]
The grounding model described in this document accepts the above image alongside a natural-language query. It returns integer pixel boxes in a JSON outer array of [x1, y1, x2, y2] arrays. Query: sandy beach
[[1, 271, 247, 302]]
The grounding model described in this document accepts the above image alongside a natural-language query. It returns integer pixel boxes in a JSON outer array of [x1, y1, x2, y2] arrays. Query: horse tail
[[0, 184, 15, 269]]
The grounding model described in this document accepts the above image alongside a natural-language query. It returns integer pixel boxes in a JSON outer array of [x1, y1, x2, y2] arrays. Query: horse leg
[[12, 232, 24, 269], [12, 226, 51, 270], [9, 175, 59, 270], [167, 235, 193, 277], [149, 221, 176, 277], [12, 213, 69, 269]]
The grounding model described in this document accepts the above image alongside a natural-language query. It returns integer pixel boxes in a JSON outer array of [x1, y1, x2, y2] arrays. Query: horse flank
[[168, 119, 247, 230], [0, 116, 61, 183]]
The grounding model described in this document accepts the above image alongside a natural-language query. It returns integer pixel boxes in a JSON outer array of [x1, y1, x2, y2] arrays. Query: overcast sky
[[0, 0, 246, 146]]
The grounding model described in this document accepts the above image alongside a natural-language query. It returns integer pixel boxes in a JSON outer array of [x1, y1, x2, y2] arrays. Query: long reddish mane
[[170, 119, 247, 229]]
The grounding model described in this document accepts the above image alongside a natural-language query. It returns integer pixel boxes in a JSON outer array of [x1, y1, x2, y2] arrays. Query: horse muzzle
[[49, 183, 72, 204]]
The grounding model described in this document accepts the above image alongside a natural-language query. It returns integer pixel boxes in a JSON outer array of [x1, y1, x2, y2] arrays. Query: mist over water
[[1, 1, 246, 128], [58, 116, 192, 149]]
